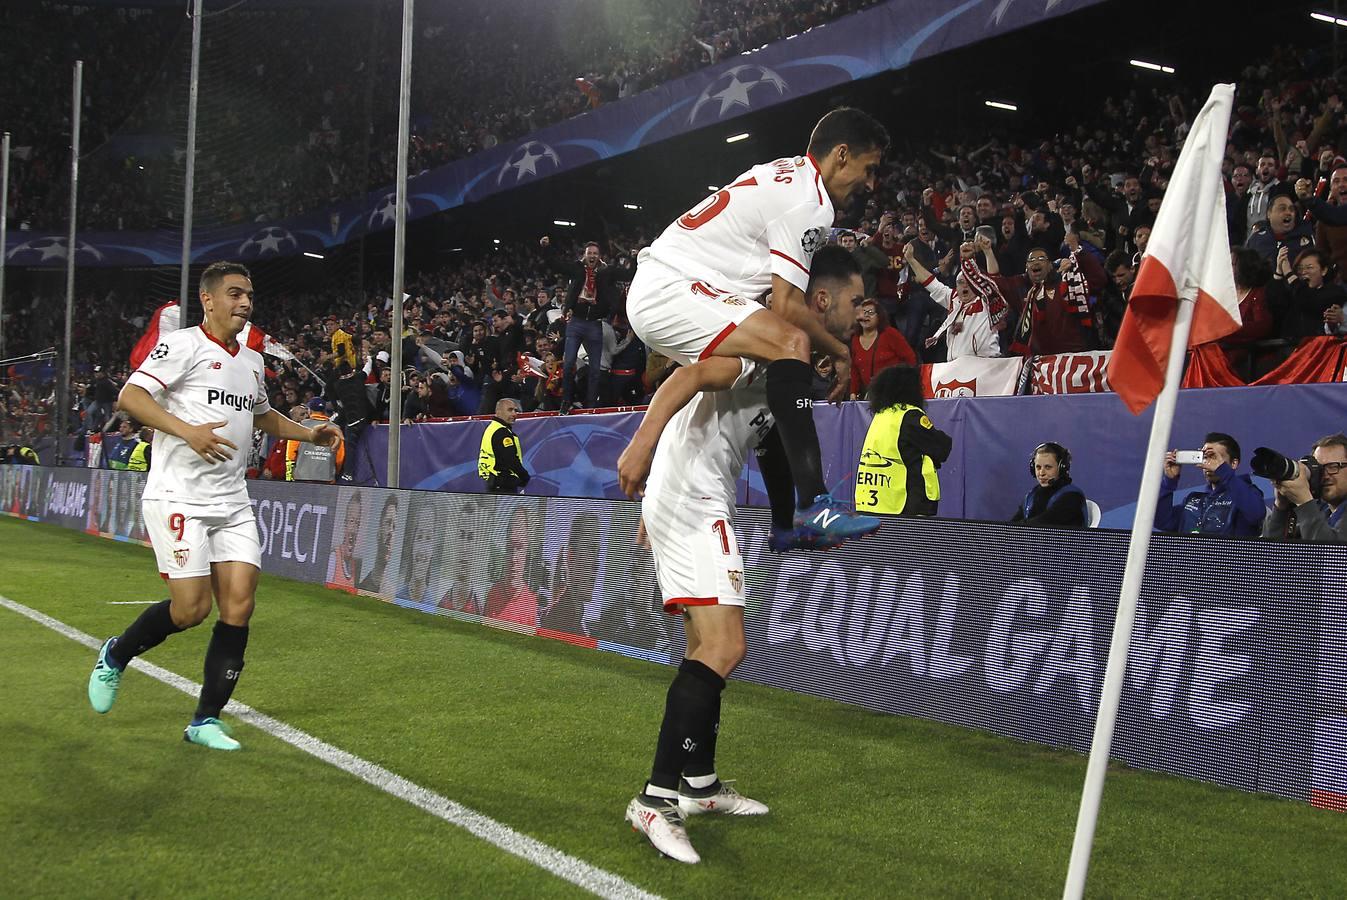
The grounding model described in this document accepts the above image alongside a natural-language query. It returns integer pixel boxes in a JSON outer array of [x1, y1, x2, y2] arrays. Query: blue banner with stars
[[4, 0, 1103, 268]]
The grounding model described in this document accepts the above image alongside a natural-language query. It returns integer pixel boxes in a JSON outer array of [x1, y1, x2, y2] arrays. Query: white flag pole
[[1061, 288, 1193, 900], [1062, 84, 1232, 899]]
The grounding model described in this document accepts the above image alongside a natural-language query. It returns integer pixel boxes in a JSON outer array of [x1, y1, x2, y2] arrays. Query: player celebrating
[[625, 107, 888, 548], [618, 246, 865, 863], [86, 261, 341, 751]]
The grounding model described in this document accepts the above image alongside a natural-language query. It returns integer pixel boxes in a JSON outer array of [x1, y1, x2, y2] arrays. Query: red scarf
[[582, 264, 597, 301]]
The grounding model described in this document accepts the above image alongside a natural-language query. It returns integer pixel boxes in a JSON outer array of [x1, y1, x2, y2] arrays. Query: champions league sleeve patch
[[150, 342, 170, 361], [800, 226, 826, 255]]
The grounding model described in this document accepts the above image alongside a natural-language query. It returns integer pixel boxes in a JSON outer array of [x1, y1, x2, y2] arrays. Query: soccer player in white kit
[[625, 107, 888, 548], [87, 262, 341, 751], [619, 246, 865, 863]]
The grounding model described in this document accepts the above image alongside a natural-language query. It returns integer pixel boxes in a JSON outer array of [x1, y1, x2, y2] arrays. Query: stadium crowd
[[2, 0, 881, 232], [4, 24, 1347, 527]]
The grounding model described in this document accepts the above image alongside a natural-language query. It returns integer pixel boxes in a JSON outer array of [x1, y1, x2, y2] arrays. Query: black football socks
[[754, 426, 798, 530], [108, 599, 183, 669], [764, 358, 827, 505], [643, 658, 726, 802], [193, 621, 249, 723]]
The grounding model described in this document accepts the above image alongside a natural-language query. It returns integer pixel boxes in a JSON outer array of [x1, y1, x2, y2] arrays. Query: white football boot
[[677, 779, 769, 817], [625, 795, 700, 864]]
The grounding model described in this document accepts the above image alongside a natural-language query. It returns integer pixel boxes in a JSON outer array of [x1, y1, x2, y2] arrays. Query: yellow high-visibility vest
[[855, 404, 940, 515], [478, 419, 522, 481]]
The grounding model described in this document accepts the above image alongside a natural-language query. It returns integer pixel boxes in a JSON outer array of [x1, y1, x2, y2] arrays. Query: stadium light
[[726, 132, 750, 143], [553, 219, 577, 227], [1312, 11, 1347, 26], [707, 185, 720, 191], [985, 100, 1018, 112], [493, 239, 501, 244], [302, 251, 324, 259], [623, 203, 642, 210], [1130, 59, 1176, 74]]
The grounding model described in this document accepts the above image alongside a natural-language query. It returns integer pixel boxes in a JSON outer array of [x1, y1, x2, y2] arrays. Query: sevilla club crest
[[173, 548, 190, 568], [933, 379, 977, 399]]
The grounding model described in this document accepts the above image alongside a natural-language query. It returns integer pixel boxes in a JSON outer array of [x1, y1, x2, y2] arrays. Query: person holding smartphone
[[1154, 432, 1267, 536]]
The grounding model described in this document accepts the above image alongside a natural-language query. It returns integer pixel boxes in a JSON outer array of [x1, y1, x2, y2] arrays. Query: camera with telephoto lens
[[1251, 447, 1322, 497]]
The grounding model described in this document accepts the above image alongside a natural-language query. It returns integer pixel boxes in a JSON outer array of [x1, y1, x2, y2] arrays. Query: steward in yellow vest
[[127, 432, 153, 472], [478, 398, 530, 493], [855, 366, 952, 517]]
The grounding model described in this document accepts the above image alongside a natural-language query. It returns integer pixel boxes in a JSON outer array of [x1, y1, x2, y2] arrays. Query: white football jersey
[[126, 325, 271, 506], [644, 359, 774, 514], [645, 154, 836, 297]]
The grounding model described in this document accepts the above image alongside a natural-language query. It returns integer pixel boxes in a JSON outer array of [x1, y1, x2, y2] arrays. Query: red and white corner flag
[[130, 300, 294, 368], [1107, 83, 1240, 414]]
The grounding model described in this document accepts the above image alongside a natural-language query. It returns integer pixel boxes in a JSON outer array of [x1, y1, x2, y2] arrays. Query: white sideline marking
[[107, 601, 157, 605], [0, 595, 663, 900]]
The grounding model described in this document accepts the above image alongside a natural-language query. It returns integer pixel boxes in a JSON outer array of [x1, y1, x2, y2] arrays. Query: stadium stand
[[4, 7, 1347, 475]]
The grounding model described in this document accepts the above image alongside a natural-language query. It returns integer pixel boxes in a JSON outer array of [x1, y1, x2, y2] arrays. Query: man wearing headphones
[[1009, 442, 1087, 527]]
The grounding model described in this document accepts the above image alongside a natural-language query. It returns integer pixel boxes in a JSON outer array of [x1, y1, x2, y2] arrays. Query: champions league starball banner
[[3, 0, 1105, 268], [4, 464, 1346, 811]]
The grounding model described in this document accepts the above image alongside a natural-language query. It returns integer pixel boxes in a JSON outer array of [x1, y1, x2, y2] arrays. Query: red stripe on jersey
[[729, 175, 758, 188], [663, 597, 720, 614], [806, 153, 824, 204], [198, 324, 240, 357], [134, 370, 169, 391], [699, 322, 738, 360], [771, 248, 809, 275]]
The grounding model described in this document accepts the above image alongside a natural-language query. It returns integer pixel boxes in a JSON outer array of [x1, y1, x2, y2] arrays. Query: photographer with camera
[[1155, 433, 1267, 536], [1258, 434, 1347, 542]]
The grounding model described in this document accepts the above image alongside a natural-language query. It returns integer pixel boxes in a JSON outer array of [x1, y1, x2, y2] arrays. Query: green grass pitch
[[2, 516, 1344, 898]]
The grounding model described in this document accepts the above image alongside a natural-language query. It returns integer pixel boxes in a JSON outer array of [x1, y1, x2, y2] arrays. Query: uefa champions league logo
[[237, 226, 298, 258], [497, 141, 562, 186], [368, 192, 407, 229], [5, 236, 105, 263], [688, 64, 789, 124]]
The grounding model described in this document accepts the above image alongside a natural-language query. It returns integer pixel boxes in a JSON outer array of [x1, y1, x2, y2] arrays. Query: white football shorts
[[142, 498, 261, 579], [626, 251, 765, 367], [642, 496, 746, 614]]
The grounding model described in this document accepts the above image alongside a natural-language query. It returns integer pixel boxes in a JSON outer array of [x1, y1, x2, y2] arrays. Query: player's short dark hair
[[200, 261, 252, 295], [1204, 431, 1241, 463], [867, 365, 926, 412], [807, 107, 890, 160], [807, 244, 862, 292]]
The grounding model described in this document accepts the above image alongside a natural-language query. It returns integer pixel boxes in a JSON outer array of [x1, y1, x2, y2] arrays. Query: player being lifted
[[625, 107, 888, 548], [618, 246, 865, 863], [87, 261, 341, 750]]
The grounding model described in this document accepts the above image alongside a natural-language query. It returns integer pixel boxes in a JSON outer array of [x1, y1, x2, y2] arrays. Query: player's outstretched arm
[[118, 383, 237, 463], [255, 408, 343, 447], [616, 356, 743, 499]]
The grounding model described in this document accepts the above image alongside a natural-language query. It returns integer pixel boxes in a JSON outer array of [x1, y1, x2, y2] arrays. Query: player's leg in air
[[756, 424, 845, 551]]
